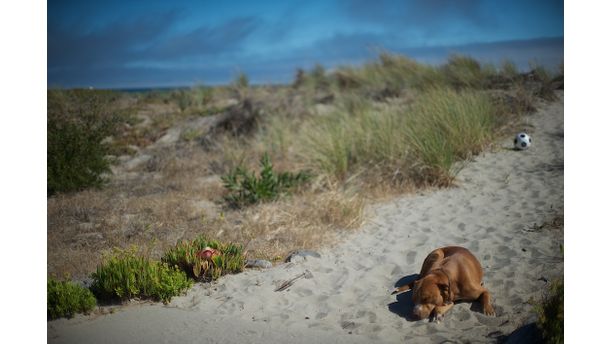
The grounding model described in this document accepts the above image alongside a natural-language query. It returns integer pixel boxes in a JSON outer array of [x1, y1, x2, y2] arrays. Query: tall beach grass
[[298, 87, 497, 187]]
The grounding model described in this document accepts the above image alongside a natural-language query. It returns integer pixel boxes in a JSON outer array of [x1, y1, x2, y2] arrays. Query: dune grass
[[315, 53, 507, 100], [441, 54, 496, 89], [405, 88, 496, 184], [328, 54, 444, 99], [297, 87, 497, 187], [300, 97, 405, 182]]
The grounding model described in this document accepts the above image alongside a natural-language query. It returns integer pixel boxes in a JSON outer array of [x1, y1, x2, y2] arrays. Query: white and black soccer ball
[[514, 132, 532, 150]]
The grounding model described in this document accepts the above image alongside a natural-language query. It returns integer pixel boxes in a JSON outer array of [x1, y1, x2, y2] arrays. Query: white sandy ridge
[[48, 93, 564, 344]]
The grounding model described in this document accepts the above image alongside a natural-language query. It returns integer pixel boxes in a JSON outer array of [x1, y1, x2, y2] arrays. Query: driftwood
[[191, 99, 261, 148]]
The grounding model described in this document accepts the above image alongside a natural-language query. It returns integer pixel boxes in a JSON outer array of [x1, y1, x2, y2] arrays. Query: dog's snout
[[411, 304, 430, 320]]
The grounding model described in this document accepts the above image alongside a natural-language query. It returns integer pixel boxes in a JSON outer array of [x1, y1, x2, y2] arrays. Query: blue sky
[[48, 0, 564, 88]]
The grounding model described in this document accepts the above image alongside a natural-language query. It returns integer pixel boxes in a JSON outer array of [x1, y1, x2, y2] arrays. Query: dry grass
[[210, 190, 365, 260], [47, 130, 364, 278], [48, 182, 364, 278]]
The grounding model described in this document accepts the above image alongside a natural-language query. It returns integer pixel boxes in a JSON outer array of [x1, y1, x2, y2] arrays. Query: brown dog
[[392, 246, 495, 321]]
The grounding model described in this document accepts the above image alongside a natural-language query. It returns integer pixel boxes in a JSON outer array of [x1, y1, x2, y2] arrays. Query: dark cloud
[[49, 13, 260, 73], [48, 11, 181, 70], [295, 32, 393, 61], [144, 17, 260, 60]]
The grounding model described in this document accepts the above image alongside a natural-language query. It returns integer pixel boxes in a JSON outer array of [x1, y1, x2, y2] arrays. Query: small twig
[[275, 271, 308, 292], [522, 222, 544, 232]]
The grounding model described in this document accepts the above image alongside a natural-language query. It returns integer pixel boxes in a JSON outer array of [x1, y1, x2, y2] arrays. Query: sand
[[48, 92, 564, 343]]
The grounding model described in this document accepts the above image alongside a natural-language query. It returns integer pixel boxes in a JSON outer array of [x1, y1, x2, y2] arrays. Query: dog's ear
[[437, 284, 452, 304], [437, 283, 450, 296]]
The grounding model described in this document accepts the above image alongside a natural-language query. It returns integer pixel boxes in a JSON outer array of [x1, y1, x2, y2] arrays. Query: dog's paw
[[483, 304, 496, 316], [433, 312, 445, 323]]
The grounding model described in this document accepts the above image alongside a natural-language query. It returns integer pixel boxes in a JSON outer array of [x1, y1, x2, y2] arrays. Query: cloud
[[48, 11, 181, 70], [48, 13, 260, 72], [143, 17, 260, 61], [287, 32, 392, 62]]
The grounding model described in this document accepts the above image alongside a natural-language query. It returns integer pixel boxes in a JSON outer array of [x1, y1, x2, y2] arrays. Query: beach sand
[[48, 92, 564, 343]]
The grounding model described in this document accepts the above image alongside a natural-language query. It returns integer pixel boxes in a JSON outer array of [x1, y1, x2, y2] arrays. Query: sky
[[48, 0, 564, 89]]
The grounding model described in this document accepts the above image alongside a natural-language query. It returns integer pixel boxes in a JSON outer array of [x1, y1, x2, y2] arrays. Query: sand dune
[[48, 92, 564, 344]]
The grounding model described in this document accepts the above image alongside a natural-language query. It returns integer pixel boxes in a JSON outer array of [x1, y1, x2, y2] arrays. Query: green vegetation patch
[[533, 279, 564, 344], [47, 277, 97, 320], [222, 153, 310, 208], [47, 89, 121, 195], [90, 247, 192, 304], [162, 236, 245, 281]]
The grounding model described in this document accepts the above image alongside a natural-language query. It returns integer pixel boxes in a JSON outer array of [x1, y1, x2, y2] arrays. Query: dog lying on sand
[[392, 246, 495, 321]]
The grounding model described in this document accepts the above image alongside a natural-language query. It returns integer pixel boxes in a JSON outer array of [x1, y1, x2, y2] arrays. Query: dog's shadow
[[387, 274, 419, 322]]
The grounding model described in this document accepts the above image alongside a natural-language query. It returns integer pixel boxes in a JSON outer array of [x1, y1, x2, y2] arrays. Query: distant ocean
[[114, 86, 192, 93]]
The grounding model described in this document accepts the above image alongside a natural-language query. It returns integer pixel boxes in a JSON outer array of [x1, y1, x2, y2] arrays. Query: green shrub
[[534, 279, 564, 344], [47, 89, 121, 195], [162, 236, 245, 281], [47, 277, 97, 320], [221, 153, 310, 207], [90, 247, 192, 304]]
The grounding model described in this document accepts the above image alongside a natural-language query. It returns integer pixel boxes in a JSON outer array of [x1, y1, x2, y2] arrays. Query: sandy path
[[48, 93, 564, 344]]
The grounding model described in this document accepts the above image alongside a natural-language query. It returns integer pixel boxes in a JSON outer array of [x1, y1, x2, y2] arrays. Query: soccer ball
[[514, 132, 532, 150]]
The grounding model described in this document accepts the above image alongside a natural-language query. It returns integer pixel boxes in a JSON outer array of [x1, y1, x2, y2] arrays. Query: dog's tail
[[391, 284, 412, 295]]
